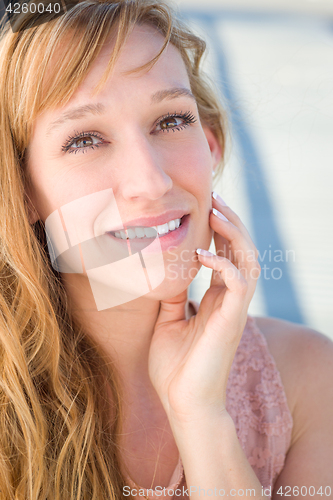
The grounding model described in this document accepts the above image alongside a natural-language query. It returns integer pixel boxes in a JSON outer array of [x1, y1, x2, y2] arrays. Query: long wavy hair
[[0, 0, 229, 498]]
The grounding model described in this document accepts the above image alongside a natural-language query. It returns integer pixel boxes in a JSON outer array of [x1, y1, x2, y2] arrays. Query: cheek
[[27, 177, 64, 222], [167, 138, 213, 187], [166, 140, 213, 239], [26, 171, 54, 222], [27, 162, 92, 222]]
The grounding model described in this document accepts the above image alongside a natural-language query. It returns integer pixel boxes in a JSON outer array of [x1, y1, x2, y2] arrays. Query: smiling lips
[[109, 216, 185, 240]]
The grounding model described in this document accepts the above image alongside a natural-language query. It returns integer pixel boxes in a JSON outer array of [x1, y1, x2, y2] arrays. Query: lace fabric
[[225, 314, 293, 490], [125, 300, 293, 498]]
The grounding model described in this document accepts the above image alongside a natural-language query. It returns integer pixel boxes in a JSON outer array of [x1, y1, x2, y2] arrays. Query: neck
[[62, 273, 164, 404]]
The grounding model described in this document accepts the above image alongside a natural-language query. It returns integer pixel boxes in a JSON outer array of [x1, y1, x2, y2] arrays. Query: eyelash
[[61, 110, 197, 155]]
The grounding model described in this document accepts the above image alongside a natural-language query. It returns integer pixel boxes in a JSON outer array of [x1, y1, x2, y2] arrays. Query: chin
[[144, 258, 202, 301]]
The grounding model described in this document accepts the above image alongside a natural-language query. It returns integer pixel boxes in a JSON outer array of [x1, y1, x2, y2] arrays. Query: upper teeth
[[112, 218, 182, 239]]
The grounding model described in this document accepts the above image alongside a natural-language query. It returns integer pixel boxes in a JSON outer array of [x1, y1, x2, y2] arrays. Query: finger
[[209, 212, 261, 291], [154, 288, 188, 329], [211, 191, 259, 259], [195, 250, 250, 340], [211, 206, 258, 262]]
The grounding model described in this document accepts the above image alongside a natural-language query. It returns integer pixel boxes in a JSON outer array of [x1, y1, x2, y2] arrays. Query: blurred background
[[175, 0, 333, 340]]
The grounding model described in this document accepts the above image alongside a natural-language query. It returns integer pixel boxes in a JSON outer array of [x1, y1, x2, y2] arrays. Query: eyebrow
[[151, 87, 196, 104], [46, 103, 106, 137], [45, 87, 196, 136]]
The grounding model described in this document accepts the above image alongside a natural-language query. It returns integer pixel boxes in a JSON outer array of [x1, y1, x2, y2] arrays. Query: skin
[[25, 23, 333, 496], [26, 24, 226, 485], [26, 24, 219, 388]]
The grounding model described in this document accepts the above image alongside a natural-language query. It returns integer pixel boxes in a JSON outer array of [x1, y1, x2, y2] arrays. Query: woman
[[0, 1, 332, 499]]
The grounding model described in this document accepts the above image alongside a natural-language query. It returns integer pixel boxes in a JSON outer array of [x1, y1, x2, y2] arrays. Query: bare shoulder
[[253, 315, 333, 447]]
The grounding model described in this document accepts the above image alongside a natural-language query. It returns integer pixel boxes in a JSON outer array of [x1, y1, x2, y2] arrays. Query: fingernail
[[212, 208, 228, 222], [212, 191, 228, 206], [195, 248, 214, 257]]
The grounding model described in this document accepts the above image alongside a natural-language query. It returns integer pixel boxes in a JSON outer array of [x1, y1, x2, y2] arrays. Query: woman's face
[[26, 24, 221, 305]]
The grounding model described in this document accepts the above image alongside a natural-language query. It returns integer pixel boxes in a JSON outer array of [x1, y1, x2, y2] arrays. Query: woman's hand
[[148, 191, 261, 423]]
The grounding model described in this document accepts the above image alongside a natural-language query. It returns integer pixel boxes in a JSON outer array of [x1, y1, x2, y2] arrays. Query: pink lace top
[[126, 300, 293, 499]]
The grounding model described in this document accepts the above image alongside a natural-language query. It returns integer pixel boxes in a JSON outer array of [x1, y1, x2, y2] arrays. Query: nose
[[118, 130, 173, 201]]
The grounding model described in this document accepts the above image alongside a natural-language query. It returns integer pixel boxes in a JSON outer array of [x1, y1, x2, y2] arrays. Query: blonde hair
[[0, 1, 228, 498]]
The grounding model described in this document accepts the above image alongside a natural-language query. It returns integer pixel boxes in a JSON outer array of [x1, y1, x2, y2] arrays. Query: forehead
[[68, 23, 190, 102], [29, 24, 193, 143]]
